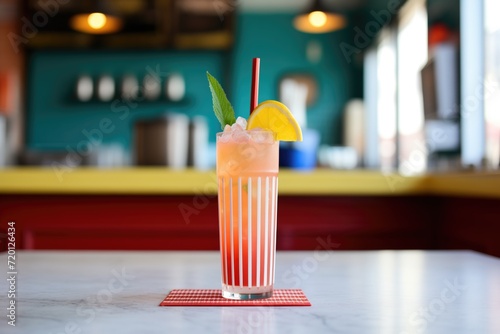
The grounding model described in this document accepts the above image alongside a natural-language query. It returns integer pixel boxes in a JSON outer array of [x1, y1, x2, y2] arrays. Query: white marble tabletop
[[0, 250, 499, 333]]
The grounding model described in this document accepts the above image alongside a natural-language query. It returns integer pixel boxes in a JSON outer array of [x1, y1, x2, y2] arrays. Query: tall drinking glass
[[216, 130, 279, 300]]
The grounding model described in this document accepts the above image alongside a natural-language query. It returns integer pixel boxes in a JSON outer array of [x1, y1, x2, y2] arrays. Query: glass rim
[[216, 129, 275, 136]]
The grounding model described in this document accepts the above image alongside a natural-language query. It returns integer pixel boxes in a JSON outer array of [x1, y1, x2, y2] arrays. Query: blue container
[[279, 129, 320, 170]]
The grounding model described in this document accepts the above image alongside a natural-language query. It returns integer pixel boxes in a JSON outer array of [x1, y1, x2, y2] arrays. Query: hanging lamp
[[294, 0, 346, 33], [70, 1, 123, 34]]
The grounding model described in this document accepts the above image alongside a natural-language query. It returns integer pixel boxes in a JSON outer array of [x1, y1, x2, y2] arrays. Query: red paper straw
[[250, 58, 260, 114]]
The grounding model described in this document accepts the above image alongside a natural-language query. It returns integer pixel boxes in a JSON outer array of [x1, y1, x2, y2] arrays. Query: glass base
[[222, 290, 273, 300]]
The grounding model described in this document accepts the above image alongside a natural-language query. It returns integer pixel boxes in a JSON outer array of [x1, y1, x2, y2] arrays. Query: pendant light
[[70, 1, 123, 34], [294, 0, 346, 34]]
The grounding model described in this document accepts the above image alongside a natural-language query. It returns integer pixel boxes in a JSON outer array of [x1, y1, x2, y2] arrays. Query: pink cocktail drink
[[217, 129, 279, 300]]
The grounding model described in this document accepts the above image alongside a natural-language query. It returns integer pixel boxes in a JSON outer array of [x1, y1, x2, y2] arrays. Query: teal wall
[[27, 50, 227, 150], [27, 13, 361, 152]]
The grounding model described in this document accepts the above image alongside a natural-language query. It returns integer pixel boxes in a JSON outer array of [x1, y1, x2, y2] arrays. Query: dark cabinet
[[2, 193, 499, 257]]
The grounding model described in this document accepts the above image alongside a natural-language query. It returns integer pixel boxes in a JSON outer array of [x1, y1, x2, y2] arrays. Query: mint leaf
[[207, 72, 236, 129]]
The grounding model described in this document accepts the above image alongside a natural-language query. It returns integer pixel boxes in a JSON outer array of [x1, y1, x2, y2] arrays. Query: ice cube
[[249, 128, 274, 143], [235, 116, 247, 130], [251, 131, 267, 143], [231, 123, 244, 132], [224, 124, 231, 132], [219, 131, 231, 143], [233, 130, 250, 143]]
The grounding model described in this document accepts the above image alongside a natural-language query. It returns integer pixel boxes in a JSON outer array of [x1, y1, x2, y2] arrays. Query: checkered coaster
[[159, 289, 311, 307]]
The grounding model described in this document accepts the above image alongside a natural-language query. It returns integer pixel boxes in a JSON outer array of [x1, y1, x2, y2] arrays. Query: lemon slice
[[247, 100, 303, 141]]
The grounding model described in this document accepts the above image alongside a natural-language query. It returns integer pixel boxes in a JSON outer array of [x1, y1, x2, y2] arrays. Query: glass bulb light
[[308, 11, 327, 28], [87, 13, 107, 30]]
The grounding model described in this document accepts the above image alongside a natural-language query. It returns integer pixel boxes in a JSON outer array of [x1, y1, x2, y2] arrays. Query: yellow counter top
[[0, 167, 499, 198]]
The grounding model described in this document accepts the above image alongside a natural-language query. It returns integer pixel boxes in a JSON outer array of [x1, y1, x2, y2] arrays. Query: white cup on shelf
[[121, 75, 139, 100], [97, 75, 115, 102], [76, 75, 93, 102], [143, 73, 161, 101], [165, 73, 185, 102]]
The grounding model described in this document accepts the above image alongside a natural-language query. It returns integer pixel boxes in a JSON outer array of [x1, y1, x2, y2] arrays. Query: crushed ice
[[219, 117, 274, 143]]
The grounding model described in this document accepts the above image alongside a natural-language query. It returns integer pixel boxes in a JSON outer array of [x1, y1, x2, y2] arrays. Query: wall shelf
[[65, 97, 194, 109]]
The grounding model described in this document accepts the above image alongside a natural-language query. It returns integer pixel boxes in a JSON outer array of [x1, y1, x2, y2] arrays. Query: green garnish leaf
[[207, 72, 236, 129]]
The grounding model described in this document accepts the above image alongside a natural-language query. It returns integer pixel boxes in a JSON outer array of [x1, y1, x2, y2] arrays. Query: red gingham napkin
[[159, 289, 311, 307]]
